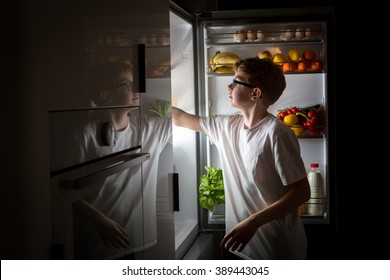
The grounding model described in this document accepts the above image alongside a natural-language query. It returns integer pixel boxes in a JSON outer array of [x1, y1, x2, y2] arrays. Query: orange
[[282, 62, 296, 72], [310, 60, 323, 71], [302, 49, 316, 61], [297, 61, 308, 71]]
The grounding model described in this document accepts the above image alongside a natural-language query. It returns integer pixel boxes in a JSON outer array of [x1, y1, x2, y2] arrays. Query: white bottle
[[307, 163, 325, 215]]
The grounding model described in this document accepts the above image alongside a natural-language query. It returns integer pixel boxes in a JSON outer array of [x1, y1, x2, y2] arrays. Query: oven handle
[[59, 152, 150, 189]]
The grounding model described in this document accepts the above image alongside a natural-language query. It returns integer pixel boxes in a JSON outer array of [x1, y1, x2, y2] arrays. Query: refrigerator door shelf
[[208, 203, 225, 224]]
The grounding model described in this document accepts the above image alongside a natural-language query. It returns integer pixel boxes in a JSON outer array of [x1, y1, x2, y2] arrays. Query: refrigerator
[[169, 3, 336, 259]]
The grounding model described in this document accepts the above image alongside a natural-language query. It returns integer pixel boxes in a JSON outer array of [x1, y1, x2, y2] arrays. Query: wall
[[1, 0, 52, 259]]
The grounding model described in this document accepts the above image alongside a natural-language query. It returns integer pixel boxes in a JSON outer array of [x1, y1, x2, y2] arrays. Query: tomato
[[309, 116, 317, 126], [308, 110, 316, 119], [278, 111, 288, 120], [287, 109, 294, 115], [291, 107, 300, 114]]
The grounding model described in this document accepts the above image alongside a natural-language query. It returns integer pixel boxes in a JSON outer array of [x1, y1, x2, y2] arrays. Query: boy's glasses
[[230, 79, 257, 89], [111, 80, 133, 91]]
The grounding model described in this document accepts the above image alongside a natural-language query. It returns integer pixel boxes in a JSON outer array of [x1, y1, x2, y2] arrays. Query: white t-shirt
[[66, 115, 172, 259], [200, 113, 307, 260]]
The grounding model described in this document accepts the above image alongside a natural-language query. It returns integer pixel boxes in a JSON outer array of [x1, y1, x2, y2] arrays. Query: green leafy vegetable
[[198, 166, 225, 211], [149, 100, 171, 118]]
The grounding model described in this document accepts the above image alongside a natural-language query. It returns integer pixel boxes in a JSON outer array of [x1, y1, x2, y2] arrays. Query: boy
[[172, 57, 310, 259]]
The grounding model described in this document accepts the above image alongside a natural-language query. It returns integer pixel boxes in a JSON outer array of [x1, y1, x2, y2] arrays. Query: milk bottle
[[307, 163, 325, 215]]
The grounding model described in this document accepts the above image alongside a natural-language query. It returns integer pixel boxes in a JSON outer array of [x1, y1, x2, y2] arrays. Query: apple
[[258, 50, 272, 60]]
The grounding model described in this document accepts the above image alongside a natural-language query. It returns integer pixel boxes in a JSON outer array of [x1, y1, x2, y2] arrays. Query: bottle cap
[[310, 163, 319, 168]]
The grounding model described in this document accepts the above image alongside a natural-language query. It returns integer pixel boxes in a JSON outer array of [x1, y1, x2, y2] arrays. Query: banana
[[214, 66, 235, 74], [210, 51, 241, 72]]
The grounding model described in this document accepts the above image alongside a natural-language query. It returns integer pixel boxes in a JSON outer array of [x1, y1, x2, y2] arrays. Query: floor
[[183, 231, 243, 260]]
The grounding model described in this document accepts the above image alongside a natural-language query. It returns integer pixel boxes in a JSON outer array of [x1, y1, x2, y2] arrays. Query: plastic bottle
[[307, 163, 325, 215]]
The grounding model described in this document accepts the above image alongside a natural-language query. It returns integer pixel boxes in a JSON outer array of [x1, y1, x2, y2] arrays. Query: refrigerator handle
[[172, 173, 180, 212], [58, 152, 150, 189], [133, 44, 146, 93]]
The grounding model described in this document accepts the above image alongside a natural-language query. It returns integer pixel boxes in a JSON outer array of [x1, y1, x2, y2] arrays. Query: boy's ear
[[252, 87, 262, 99], [100, 90, 112, 103]]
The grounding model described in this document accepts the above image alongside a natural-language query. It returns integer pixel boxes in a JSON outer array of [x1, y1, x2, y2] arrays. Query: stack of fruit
[[209, 51, 241, 74], [277, 104, 325, 137], [257, 49, 323, 73]]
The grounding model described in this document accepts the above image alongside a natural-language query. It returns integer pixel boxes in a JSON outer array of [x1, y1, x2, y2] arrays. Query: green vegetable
[[296, 111, 310, 121], [149, 100, 171, 118], [198, 166, 225, 211]]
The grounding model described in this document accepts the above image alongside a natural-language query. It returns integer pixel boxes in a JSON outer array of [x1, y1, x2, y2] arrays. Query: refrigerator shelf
[[205, 39, 324, 47], [206, 70, 326, 77]]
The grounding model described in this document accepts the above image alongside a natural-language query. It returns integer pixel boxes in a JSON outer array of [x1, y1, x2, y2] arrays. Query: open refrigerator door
[[195, 8, 335, 228]]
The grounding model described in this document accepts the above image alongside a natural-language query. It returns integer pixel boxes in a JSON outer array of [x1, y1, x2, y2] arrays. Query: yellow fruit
[[214, 66, 235, 74], [258, 50, 273, 60], [210, 51, 241, 71], [272, 53, 286, 65], [283, 114, 298, 126], [291, 125, 304, 137], [288, 49, 302, 63], [209, 51, 241, 73]]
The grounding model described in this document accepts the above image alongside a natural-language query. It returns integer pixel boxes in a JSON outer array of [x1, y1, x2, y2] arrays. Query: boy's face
[[109, 70, 139, 106], [228, 72, 256, 110]]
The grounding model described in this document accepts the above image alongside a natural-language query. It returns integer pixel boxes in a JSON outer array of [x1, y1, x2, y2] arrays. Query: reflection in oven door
[[51, 154, 149, 260], [50, 106, 150, 259]]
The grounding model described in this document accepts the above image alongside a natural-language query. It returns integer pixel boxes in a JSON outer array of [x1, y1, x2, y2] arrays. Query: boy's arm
[[172, 106, 204, 133], [75, 199, 130, 249]]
